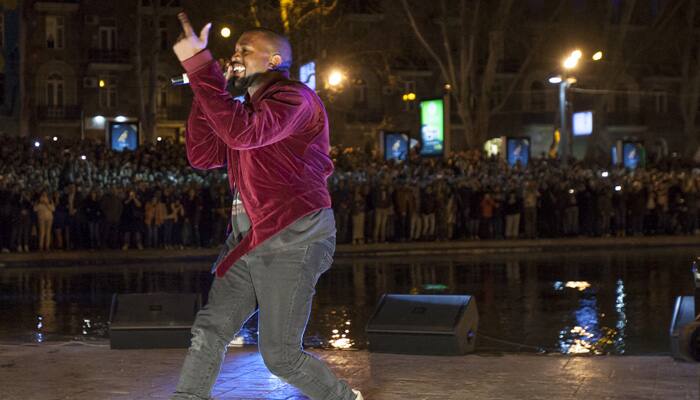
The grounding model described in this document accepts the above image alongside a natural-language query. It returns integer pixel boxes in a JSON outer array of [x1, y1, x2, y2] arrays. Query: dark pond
[[0, 247, 696, 355]]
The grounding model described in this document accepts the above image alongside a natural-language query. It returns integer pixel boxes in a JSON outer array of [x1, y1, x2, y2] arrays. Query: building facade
[[0, 0, 21, 135], [22, 0, 189, 144]]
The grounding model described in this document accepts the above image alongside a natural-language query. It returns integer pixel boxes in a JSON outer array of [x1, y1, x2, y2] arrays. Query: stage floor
[[1, 342, 697, 399]]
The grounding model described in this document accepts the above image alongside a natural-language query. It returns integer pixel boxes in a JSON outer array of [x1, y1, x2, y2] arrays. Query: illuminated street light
[[571, 49, 582, 60], [327, 70, 344, 87], [157, 136, 163, 142], [220, 27, 231, 38], [99, 79, 105, 88], [402, 92, 417, 102], [563, 56, 579, 70], [592, 51, 603, 61], [52, 136, 58, 142], [549, 76, 563, 84], [34, 141, 40, 148]]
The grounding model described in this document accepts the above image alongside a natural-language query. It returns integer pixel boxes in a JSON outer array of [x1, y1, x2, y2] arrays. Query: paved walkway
[[1, 235, 699, 268], [0, 342, 698, 399]]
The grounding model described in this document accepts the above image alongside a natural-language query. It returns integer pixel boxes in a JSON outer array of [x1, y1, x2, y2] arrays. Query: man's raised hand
[[173, 12, 212, 62]]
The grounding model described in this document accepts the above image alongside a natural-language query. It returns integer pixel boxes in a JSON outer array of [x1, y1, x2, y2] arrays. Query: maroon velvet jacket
[[181, 50, 333, 277]]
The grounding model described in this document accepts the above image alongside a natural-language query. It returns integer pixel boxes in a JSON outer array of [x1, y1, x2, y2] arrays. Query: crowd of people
[[0, 136, 698, 253]]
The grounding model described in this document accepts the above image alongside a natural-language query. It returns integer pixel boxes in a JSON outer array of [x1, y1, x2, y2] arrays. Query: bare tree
[[678, 0, 700, 154], [134, 0, 165, 143]]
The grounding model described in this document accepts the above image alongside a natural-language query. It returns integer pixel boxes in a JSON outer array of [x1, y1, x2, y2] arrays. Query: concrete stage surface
[[0, 342, 698, 399]]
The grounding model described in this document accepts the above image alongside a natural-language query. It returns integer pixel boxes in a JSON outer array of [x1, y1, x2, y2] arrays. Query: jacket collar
[[245, 71, 291, 104]]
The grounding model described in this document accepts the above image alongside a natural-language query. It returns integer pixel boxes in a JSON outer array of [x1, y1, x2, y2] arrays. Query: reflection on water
[[0, 247, 695, 355]]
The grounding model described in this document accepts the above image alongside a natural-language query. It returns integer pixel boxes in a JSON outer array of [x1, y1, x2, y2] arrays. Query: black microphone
[[171, 73, 190, 86]]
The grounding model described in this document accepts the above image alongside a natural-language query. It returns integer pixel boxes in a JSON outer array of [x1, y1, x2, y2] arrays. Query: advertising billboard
[[110, 123, 139, 152], [299, 61, 316, 91], [623, 141, 645, 169], [419, 98, 444, 156], [383, 132, 409, 161], [506, 137, 531, 167], [573, 111, 593, 136]]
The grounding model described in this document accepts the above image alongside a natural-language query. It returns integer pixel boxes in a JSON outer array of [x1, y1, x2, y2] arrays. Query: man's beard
[[232, 72, 264, 91]]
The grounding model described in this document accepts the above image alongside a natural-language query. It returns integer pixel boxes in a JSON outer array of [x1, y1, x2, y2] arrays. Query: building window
[[0, 14, 5, 48], [46, 16, 65, 49], [99, 77, 117, 108], [653, 89, 667, 113], [353, 80, 367, 108], [157, 76, 167, 108], [47, 73, 64, 106], [159, 20, 168, 51], [99, 25, 117, 50], [530, 81, 546, 111], [615, 86, 628, 113]]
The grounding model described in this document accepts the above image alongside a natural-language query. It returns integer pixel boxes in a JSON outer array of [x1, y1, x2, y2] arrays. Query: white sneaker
[[352, 389, 364, 400]]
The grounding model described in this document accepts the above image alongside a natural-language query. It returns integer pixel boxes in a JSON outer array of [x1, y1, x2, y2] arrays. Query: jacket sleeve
[[182, 50, 312, 150], [185, 97, 227, 170]]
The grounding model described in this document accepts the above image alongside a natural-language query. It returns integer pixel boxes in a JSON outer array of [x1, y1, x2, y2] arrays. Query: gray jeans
[[172, 234, 354, 400]]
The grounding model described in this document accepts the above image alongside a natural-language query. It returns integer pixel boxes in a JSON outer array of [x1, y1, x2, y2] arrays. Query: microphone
[[171, 73, 190, 86]]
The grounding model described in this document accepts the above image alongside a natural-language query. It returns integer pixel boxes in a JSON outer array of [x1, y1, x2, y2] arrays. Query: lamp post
[[549, 75, 577, 162], [548, 49, 602, 162]]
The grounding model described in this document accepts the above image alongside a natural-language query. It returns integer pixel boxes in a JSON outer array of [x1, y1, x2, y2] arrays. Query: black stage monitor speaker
[[670, 295, 698, 361], [366, 294, 478, 356], [109, 292, 201, 349]]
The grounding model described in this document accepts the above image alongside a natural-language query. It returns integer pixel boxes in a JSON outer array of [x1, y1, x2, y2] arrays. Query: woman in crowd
[[34, 191, 55, 251]]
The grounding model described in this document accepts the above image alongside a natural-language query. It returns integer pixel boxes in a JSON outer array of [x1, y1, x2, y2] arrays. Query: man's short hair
[[243, 27, 293, 71]]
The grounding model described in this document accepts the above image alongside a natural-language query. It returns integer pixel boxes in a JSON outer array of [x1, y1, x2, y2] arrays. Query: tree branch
[[400, 0, 452, 86]]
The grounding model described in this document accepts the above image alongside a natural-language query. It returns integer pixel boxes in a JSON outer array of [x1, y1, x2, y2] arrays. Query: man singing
[[171, 12, 363, 400]]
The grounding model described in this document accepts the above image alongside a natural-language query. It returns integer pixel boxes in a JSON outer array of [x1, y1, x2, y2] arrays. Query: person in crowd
[[409, 180, 422, 241], [480, 191, 497, 239], [100, 186, 123, 249], [211, 185, 230, 246], [563, 185, 579, 236], [372, 180, 392, 244], [52, 191, 68, 250], [420, 184, 436, 240], [596, 184, 613, 237], [522, 180, 539, 239], [468, 181, 482, 239], [351, 183, 366, 245], [11, 190, 33, 252], [83, 189, 102, 249], [34, 191, 55, 251], [121, 189, 144, 250], [182, 186, 203, 247], [504, 191, 521, 239], [331, 179, 352, 244], [0, 178, 12, 253], [144, 191, 166, 248], [64, 183, 81, 250]]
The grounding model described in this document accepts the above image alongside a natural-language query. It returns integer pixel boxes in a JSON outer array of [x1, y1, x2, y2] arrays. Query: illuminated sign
[[506, 137, 530, 167], [419, 98, 444, 156], [573, 111, 593, 136], [383, 131, 409, 161], [299, 61, 316, 91], [110, 123, 139, 152]]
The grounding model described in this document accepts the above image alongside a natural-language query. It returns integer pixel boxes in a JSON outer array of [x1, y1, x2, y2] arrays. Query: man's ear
[[269, 54, 283, 70]]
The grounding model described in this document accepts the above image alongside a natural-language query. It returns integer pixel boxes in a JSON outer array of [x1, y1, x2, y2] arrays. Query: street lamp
[[549, 48, 602, 162], [549, 75, 578, 161], [220, 27, 231, 38], [327, 70, 344, 88]]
